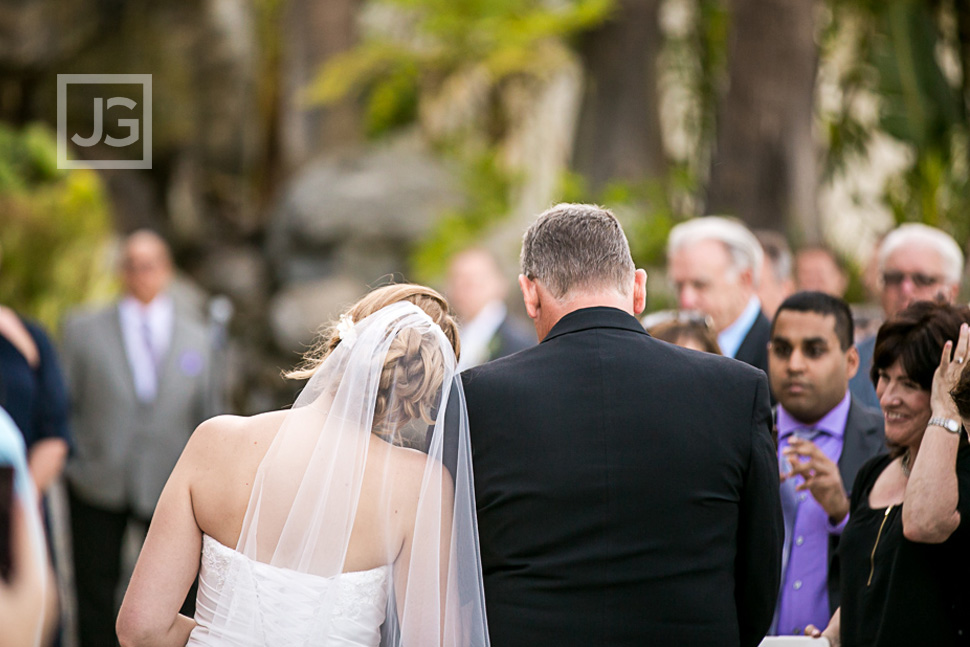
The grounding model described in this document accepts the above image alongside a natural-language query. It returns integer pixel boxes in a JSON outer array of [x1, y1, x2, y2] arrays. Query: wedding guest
[[0, 247, 72, 645], [463, 204, 782, 647], [767, 292, 884, 637], [0, 406, 49, 647], [795, 246, 848, 298], [0, 244, 72, 498], [667, 216, 771, 374], [61, 230, 216, 647], [646, 311, 721, 354], [849, 224, 963, 410], [445, 247, 534, 370], [808, 301, 970, 646], [755, 230, 796, 320]]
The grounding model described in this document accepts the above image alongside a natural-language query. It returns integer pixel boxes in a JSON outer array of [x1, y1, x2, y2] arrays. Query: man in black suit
[[667, 216, 771, 374], [767, 291, 885, 637], [461, 204, 783, 647], [446, 247, 535, 370]]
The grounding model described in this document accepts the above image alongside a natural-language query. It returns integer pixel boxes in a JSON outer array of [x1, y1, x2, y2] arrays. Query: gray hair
[[667, 216, 763, 287], [878, 223, 965, 285], [520, 203, 635, 299]]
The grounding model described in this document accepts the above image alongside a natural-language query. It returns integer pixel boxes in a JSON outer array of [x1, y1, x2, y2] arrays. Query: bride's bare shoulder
[[185, 410, 288, 459], [382, 442, 455, 494]]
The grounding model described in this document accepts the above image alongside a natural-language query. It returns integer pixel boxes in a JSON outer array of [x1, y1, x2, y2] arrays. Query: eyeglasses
[[881, 271, 944, 289]]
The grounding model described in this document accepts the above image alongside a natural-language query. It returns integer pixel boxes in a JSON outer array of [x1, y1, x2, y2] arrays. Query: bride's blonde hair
[[287, 284, 460, 441]]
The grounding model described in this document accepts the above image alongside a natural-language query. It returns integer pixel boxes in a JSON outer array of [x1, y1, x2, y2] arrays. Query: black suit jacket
[[735, 310, 771, 375], [827, 398, 885, 611], [461, 307, 783, 647]]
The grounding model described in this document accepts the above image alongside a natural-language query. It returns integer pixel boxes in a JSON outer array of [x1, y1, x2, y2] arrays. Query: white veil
[[206, 301, 488, 647]]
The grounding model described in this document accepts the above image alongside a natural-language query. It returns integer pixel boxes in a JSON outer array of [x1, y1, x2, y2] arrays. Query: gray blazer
[[62, 302, 215, 518]]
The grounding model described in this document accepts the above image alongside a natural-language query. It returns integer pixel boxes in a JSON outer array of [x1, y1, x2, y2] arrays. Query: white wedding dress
[[184, 303, 488, 647], [186, 535, 391, 647]]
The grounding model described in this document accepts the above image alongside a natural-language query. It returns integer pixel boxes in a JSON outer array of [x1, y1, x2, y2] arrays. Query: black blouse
[[0, 317, 72, 450], [839, 446, 970, 646]]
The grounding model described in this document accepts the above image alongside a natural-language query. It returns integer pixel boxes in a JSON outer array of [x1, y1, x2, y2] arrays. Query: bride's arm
[[394, 459, 457, 646], [116, 423, 212, 647]]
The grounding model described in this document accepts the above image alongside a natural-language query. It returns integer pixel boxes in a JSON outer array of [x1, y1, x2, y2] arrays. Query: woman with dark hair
[[808, 300, 970, 646]]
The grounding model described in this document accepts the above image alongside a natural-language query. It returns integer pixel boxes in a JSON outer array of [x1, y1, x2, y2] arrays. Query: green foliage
[[821, 0, 969, 244], [0, 123, 115, 332], [0, 123, 61, 191], [311, 0, 613, 280], [306, 0, 612, 136], [409, 151, 513, 281]]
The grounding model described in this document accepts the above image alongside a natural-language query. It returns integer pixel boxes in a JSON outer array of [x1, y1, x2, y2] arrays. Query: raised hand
[[930, 322, 970, 422], [783, 437, 850, 524]]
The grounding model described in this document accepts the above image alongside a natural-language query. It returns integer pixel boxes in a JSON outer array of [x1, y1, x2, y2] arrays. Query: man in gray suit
[[767, 291, 884, 637], [62, 230, 215, 647]]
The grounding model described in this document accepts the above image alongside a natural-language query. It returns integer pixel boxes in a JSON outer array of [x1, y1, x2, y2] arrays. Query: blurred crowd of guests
[[2, 214, 970, 646], [1, 232, 218, 647]]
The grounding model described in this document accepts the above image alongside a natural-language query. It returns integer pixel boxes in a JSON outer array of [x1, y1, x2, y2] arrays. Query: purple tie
[[141, 316, 159, 376]]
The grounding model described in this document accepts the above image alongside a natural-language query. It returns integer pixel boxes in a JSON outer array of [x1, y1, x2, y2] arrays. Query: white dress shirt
[[457, 300, 507, 371], [119, 294, 174, 402]]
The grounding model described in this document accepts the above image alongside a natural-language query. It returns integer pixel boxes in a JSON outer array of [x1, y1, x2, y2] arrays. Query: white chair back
[[759, 638, 830, 647]]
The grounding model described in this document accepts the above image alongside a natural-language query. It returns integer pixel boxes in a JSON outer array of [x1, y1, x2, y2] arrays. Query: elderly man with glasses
[[848, 223, 964, 408]]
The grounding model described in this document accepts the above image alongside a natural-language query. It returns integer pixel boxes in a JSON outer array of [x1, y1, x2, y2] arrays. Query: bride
[[117, 284, 489, 647]]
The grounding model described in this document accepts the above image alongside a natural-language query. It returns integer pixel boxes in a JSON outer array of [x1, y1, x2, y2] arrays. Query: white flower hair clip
[[335, 314, 358, 347]]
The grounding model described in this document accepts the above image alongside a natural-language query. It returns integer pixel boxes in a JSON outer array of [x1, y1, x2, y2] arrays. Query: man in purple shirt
[[767, 291, 885, 636]]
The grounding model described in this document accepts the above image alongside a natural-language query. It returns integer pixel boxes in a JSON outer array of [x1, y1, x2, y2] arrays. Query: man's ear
[[846, 345, 860, 380], [633, 269, 648, 315], [739, 266, 755, 290], [945, 282, 961, 304], [518, 274, 539, 320]]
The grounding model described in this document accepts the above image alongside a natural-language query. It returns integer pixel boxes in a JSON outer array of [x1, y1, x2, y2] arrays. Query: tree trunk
[[277, 0, 361, 172], [706, 0, 819, 243], [571, 0, 666, 192]]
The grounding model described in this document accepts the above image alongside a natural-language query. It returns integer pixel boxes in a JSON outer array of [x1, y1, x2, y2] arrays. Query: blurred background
[[2, 0, 970, 412]]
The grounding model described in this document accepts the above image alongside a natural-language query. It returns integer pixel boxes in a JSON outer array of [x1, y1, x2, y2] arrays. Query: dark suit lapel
[[735, 311, 770, 364]]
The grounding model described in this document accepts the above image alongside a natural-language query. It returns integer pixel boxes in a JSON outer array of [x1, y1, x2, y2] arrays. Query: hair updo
[[287, 284, 460, 442]]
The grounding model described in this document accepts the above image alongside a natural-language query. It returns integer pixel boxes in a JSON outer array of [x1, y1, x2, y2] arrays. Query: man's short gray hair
[[878, 223, 965, 285], [520, 203, 635, 299], [667, 216, 764, 287]]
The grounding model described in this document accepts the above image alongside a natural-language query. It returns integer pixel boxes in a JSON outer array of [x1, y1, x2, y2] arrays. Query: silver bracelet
[[928, 417, 962, 434]]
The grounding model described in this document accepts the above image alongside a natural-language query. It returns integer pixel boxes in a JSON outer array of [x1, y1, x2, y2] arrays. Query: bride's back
[[186, 409, 429, 574]]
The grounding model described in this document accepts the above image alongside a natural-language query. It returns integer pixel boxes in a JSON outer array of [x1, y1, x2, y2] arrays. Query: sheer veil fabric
[[205, 302, 489, 647]]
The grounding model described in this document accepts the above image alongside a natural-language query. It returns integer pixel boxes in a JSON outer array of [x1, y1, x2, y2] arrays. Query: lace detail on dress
[[198, 533, 234, 592], [331, 566, 393, 621], [187, 534, 391, 647]]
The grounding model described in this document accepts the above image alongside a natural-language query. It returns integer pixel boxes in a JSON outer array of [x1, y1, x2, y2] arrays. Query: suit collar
[[542, 306, 648, 343]]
